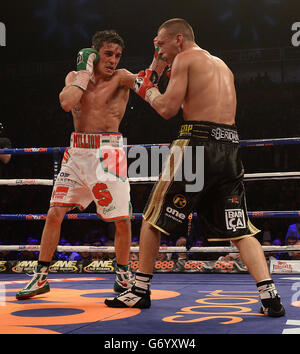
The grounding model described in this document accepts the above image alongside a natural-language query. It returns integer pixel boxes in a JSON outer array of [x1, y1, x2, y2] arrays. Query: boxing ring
[[0, 138, 300, 335]]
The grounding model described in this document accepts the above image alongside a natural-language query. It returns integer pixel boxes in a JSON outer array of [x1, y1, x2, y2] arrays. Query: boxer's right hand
[[72, 48, 100, 91], [134, 69, 160, 103], [76, 48, 100, 74]]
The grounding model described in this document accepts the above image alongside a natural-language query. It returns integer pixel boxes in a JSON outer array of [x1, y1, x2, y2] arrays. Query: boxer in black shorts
[[143, 121, 259, 241], [105, 18, 285, 317]]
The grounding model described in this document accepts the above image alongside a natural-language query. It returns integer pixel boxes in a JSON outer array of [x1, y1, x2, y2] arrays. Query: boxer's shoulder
[[115, 68, 135, 88]]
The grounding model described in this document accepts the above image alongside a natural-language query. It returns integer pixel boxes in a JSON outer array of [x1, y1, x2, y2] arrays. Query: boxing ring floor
[[1, 272, 299, 335]]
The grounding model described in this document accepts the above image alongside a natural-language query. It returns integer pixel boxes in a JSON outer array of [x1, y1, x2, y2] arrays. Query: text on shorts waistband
[[70, 132, 123, 149], [179, 121, 239, 144]]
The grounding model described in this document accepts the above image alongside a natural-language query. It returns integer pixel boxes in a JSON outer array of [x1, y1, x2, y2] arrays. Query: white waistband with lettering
[[70, 132, 123, 149]]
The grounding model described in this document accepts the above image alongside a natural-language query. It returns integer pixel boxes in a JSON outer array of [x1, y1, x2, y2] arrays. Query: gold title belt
[[179, 123, 239, 144], [70, 132, 123, 149]]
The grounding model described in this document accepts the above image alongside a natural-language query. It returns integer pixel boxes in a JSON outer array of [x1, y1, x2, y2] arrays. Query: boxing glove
[[133, 69, 159, 101], [72, 48, 100, 90], [149, 37, 168, 78]]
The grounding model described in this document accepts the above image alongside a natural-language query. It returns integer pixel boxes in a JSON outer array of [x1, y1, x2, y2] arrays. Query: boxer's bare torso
[[66, 69, 131, 132], [59, 42, 136, 133], [154, 28, 237, 125]]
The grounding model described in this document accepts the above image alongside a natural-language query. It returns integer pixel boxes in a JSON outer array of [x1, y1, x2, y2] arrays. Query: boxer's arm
[[59, 72, 84, 112], [147, 53, 188, 119], [118, 69, 137, 89]]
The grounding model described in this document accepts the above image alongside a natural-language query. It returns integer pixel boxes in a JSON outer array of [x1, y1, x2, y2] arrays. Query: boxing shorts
[[143, 121, 260, 241], [50, 132, 131, 222]]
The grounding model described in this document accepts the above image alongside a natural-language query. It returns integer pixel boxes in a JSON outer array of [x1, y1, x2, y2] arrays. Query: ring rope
[[0, 136, 300, 156], [1, 171, 300, 186], [0, 211, 299, 220], [0, 245, 299, 253]]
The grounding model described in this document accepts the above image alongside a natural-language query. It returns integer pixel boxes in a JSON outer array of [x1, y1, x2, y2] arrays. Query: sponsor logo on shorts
[[173, 194, 187, 209], [165, 207, 186, 223], [52, 186, 69, 200], [225, 209, 246, 232], [211, 128, 239, 143], [103, 205, 116, 214], [179, 124, 193, 136]]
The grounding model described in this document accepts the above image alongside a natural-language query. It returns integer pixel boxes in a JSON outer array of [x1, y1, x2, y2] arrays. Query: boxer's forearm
[[59, 85, 84, 112], [119, 69, 137, 89], [146, 87, 178, 120]]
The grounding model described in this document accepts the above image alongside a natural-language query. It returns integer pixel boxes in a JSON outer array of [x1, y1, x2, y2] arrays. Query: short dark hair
[[158, 18, 194, 41], [92, 30, 125, 51]]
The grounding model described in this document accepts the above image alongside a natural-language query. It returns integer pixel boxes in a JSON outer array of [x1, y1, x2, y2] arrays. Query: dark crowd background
[[0, 0, 300, 256]]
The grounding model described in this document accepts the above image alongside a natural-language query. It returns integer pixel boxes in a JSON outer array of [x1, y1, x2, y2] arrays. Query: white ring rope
[[0, 245, 299, 253], [1, 171, 300, 186]]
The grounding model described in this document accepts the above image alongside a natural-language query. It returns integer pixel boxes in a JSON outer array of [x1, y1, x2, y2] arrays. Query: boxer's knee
[[141, 219, 160, 238], [114, 219, 131, 235], [46, 206, 70, 225]]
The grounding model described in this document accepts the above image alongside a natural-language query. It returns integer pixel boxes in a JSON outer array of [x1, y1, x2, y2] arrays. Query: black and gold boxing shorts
[[143, 121, 260, 242]]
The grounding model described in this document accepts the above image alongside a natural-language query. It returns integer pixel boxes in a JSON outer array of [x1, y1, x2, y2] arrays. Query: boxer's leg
[[39, 206, 71, 262], [113, 219, 135, 292], [137, 219, 161, 274], [114, 219, 131, 266], [105, 219, 157, 308], [16, 206, 70, 300], [233, 237, 285, 317]]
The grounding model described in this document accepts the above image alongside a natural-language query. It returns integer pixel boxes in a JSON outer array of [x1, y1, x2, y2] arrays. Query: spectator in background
[[262, 221, 272, 243], [261, 240, 274, 261], [103, 240, 116, 262], [77, 243, 94, 262], [291, 240, 300, 260], [173, 237, 188, 272], [279, 239, 300, 260], [189, 239, 204, 260], [130, 241, 139, 261], [91, 241, 105, 261], [285, 223, 300, 244], [0, 122, 12, 168], [175, 237, 188, 261], [270, 238, 283, 260], [156, 242, 169, 261], [68, 240, 82, 261]]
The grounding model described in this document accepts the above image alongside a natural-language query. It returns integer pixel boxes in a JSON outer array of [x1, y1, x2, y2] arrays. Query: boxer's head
[[92, 30, 125, 77], [156, 18, 194, 65]]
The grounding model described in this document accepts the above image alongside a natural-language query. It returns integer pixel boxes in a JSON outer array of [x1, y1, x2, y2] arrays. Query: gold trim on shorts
[[207, 220, 261, 242], [142, 215, 171, 236], [143, 139, 190, 230]]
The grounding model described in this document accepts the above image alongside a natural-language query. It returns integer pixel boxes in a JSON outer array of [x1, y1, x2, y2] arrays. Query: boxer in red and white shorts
[[51, 132, 131, 221], [16, 30, 139, 300]]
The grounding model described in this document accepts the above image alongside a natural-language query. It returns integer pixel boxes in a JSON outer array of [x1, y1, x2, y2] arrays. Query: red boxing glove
[[150, 37, 168, 78], [133, 69, 158, 100], [166, 67, 171, 79]]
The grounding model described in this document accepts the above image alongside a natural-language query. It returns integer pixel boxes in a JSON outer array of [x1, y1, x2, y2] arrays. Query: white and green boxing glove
[[72, 48, 100, 90]]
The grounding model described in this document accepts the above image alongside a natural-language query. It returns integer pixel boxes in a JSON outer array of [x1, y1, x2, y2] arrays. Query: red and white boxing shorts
[[50, 132, 131, 222]]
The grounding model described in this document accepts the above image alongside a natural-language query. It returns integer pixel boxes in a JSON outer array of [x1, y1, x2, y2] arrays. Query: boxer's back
[[183, 48, 236, 125]]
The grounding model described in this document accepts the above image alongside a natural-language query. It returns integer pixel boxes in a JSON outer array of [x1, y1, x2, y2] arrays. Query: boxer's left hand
[[149, 37, 168, 78], [133, 69, 159, 101]]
